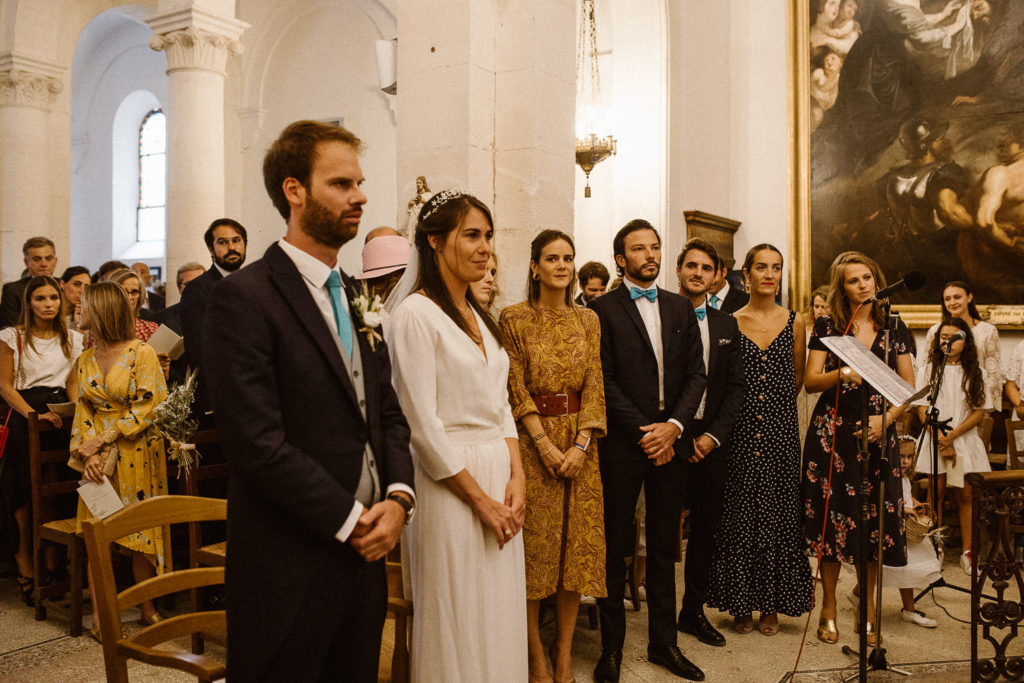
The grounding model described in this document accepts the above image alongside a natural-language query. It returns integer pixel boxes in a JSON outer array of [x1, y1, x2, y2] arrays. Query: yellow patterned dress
[[500, 302, 607, 599], [72, 340, 170, 572]]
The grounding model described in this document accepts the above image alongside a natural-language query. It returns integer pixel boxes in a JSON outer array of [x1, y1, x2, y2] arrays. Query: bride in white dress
[[386, 190, 528, 682]]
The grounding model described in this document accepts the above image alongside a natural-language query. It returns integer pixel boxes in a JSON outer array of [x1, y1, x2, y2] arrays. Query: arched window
[[137, 109, 166, 242]]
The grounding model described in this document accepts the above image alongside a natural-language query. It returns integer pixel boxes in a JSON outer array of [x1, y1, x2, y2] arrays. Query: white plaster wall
[[69, 9, 168, 271], [572, 0, 668, 281], [235, 0, 396, 277]]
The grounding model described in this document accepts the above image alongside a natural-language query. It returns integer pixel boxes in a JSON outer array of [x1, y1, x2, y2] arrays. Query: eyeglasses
[[215, 237, 245, 247]]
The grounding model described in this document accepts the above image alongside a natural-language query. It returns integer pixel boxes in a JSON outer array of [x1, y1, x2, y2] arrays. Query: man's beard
[[215, 250, 245, 272], [626, 260, 660, 284], [301, 195, 357, 249]]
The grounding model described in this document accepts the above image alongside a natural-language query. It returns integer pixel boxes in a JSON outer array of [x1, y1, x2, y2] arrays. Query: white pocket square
[[718, 338, 732, 345]]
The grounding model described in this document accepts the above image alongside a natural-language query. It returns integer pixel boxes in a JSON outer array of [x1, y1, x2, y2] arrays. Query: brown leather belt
[[532, 392, 581, 417]]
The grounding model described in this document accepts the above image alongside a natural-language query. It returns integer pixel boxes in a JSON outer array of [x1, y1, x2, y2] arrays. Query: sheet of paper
[[820, 335, 917, 406], [46, 402, 76, 418], [148, 324, 185, 360], [77, 476, 125, 520]]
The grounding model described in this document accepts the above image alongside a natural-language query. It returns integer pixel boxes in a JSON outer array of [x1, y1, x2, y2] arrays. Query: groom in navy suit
[[590, 220, 707, 682], [204, 121, 414, 681]]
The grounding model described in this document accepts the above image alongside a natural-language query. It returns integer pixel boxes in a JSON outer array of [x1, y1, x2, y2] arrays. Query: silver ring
[[504, 529, 512, 536]]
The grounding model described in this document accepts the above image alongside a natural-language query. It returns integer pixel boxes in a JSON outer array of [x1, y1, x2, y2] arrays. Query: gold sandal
[[817, 615, 838, 644]]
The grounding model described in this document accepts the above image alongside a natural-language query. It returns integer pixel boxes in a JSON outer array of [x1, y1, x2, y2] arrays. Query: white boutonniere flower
[[350, 283, 387, 350]]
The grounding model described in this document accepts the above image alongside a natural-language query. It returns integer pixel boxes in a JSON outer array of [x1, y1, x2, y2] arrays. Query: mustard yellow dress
[[500, 303, 607, 599], [72, 340, 170, 572]]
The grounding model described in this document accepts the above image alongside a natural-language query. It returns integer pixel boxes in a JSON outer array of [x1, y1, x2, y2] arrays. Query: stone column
[[148, 7, 247, 303], [396, 0, 575, 309], [0, 56, 63, 281]]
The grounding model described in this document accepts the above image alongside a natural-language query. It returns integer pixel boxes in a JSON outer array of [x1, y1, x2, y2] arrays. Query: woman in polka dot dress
[[706, 244, 813, 635]]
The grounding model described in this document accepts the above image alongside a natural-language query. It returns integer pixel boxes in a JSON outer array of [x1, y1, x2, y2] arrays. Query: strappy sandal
[[733, 615, 754, 634], [758, 613, 779, 636], [16, 574, 34, 607]]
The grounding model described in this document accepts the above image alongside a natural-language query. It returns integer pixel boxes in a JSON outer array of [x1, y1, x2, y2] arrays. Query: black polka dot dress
[[706, 311, 813, 617]]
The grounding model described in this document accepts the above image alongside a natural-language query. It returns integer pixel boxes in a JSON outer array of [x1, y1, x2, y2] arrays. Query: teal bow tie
[[630, 287, 657, 302], [695, 308, 706, 321]]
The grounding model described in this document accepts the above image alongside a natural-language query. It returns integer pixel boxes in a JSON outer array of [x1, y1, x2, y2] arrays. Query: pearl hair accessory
[[419, 189, 464, 222]]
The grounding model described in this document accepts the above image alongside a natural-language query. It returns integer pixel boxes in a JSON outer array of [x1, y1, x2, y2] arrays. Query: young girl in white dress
[[386, 190, 528, 682], [914, 317, 991, 577]]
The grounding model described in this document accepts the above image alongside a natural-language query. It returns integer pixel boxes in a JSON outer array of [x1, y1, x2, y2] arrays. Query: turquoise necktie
[[326, 271, 354, 358], [630, 287, 657, 302], [709, 294, 721, 309]]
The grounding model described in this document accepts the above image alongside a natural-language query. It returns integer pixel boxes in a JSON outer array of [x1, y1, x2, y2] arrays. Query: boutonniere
[[350, 283, 387, 350]]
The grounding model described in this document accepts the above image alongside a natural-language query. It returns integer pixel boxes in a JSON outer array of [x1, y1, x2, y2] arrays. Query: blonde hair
[[825, 251, 887, 333], [82, 282, 136, 345], [106, 268, 147, 317]]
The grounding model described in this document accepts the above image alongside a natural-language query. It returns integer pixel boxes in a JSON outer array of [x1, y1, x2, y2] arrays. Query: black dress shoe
[[647, 645, 705, 681], [677, 611, 726, 646], [593, 649, 621, 683]]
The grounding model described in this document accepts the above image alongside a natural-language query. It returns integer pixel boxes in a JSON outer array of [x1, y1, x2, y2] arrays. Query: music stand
[[820, 334, 922, 681]]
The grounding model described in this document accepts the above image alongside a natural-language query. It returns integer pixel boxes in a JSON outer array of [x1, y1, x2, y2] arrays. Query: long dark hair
[[527, 229, 576, 308], [18, 275, 72, 358], [941, 280, 981, 322], [927, 317, 985, 410], [413, 191, 504, 347]]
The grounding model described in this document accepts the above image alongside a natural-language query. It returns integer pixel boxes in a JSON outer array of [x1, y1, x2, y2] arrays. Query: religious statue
[[405, 176, 434, 235]]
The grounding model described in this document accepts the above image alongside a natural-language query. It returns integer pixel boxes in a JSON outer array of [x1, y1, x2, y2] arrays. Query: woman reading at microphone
[[801, 252, 915, 645]]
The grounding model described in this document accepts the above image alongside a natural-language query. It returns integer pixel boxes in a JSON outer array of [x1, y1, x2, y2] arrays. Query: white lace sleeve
[[973, 322, 1002, 411]]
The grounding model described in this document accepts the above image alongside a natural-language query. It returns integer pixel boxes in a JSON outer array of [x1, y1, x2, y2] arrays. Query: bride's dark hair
[[414, 191, 504, 347]]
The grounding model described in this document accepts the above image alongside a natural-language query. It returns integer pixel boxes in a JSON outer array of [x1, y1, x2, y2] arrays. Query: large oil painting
[[798, 0, 1024, 323]]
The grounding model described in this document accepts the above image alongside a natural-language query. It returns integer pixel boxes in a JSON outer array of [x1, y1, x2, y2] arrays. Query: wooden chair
[[175, 429, 229, 569], [1007, 419, 1024, 470], [170, 429, 228, 654], [382, 547, 412, 683], [81, 495, 227, 683], [981, 415, 1007, 470], [27, 411, 85, 636]]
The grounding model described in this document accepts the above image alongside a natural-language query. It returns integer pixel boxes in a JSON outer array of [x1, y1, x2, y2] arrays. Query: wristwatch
[[387, 492, 415, 525]]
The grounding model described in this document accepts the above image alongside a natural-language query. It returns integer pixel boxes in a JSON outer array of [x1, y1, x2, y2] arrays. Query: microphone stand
[[842, 299, 909, 680]]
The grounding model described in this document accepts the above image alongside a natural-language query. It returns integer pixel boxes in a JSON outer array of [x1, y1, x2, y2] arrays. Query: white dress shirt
[[711, 280, 730, 309], [623, 277, 683, 437], [692, 299, 721, 448], [277, 238, 414, 543]]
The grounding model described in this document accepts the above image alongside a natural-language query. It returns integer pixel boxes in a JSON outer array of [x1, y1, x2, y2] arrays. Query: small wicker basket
[[905, 512, 934, 545]]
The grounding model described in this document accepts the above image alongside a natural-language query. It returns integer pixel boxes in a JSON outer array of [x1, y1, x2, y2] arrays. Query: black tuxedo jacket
[[700, 307, 746, 449], [0, 278, 28, 328], [203, 243, 413, 679], [179, 265, 222, 407], [719, 285, 749, 314], [590, 284, 707, 462]]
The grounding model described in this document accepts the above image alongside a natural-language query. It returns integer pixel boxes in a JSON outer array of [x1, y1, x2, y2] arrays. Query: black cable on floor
[[928, 588, 970, 625]]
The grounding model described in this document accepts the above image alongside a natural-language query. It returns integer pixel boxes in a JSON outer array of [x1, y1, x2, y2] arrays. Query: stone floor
[[0, 552, 1009, 682]]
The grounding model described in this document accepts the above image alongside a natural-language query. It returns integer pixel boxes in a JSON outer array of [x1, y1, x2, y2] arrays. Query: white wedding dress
[[387, 293, 528, 682]]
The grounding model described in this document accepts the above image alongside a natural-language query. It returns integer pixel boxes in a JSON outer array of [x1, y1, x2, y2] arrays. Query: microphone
[[869, 271, 926, 301], [941, 330, 967, 350]]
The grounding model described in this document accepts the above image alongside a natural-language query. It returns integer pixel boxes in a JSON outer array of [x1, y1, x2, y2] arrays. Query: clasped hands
[[537, 436, 585, 480], [349, 493, 411, 562], [640, 421, 680, 466], [476, 473, 525, 550]]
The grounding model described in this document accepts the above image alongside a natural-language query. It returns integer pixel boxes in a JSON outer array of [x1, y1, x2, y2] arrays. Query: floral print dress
[[801, 315, 908, 567], [500, 303, 607, 599], [72, 340, 170, 572]]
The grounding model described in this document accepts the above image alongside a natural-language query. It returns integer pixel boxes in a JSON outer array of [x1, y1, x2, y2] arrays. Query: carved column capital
[[0, 56, 63, 109], [149, 27, 244, 75], [147, 6, 248, 76]]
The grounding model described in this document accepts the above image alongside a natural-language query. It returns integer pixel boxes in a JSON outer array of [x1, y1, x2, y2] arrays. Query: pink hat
[[359, 235, 410, 279]]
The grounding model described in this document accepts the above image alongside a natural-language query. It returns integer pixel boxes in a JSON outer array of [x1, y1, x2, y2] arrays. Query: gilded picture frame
[[789, 0, 1024, 329]]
